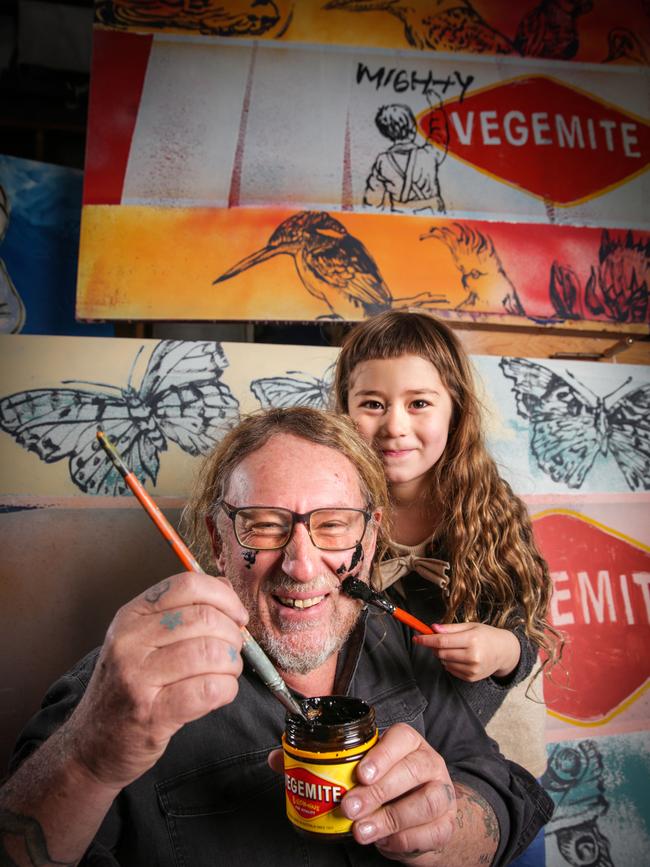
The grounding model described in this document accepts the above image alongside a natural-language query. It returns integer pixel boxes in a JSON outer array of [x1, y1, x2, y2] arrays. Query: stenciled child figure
[[333, 311, 561, 789]]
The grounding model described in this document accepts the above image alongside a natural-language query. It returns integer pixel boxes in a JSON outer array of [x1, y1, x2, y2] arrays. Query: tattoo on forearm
[[145, 579, 171, 603], [0, 808, 76, 866], [456, 807, 464, 829], [443, 783, 454, 805], [454, 783, 498, 843]]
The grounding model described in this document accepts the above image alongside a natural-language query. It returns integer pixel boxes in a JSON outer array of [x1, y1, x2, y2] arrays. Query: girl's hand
[[413, 623, 521, 682]]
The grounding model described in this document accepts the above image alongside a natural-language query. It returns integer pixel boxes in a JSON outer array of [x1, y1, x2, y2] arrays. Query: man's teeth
[[277, 595, 325, 609]]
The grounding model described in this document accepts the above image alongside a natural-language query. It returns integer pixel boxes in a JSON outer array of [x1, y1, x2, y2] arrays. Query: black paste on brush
[[341, 577, 394, 615], [294, 696, 369, 726], [335, 542, 364, 577], [341, 576, 373, 601], [242, 550, 257, 568]]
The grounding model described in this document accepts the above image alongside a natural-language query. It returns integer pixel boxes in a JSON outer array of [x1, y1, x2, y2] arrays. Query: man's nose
[[281, 522, 319, 582], [381, 404, 409, 437]]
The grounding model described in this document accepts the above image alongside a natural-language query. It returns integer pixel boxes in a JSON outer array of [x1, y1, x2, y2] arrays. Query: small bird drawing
[[95, 0, 289, 37], [324, 0, 515, 54], [514, 0, 593, 60], [214, 211, 447, 319], [552, 230, 649, 324], [420, 222, 525, 315]]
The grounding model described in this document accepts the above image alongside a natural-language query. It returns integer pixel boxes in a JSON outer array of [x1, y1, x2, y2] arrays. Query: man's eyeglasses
[[219, 501, 372, 551]]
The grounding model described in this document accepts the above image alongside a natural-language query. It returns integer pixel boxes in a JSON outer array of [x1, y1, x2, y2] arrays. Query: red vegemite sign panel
[[420, 76, 650, 206], [533, 511, 650, 724]]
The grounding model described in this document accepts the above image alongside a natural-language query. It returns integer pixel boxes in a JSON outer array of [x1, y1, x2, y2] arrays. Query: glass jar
[[282, 695, 377, 841]]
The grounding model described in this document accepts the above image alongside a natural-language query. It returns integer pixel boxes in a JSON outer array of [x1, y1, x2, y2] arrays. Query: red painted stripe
[[341, 111, 353, 211], [228, 43, 257, 208], [83, 29, 153, 205]]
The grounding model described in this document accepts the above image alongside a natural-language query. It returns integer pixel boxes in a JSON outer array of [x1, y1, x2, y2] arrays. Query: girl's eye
[[360, 399, 383, 410], [410, 399, 431, 410]]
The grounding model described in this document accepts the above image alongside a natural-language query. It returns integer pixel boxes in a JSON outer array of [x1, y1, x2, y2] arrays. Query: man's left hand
[[340, 723, 456, 863]]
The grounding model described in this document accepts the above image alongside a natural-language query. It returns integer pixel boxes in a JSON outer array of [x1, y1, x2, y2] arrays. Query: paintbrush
[[96, 430, 306, 721], [342, 576, 434, 635]]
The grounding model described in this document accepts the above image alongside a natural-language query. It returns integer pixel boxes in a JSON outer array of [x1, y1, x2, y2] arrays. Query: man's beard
[[231, 571, 362, 675]]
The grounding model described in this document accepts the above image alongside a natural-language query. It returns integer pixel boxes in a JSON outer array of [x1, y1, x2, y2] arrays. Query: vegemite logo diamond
[[533, 511, 650, 724], [419, 75, 649, 206], [285, 767, 347, 820]]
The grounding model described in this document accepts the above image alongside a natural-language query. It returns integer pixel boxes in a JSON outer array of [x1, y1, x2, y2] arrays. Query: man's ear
[[206, 515, 226, 574]]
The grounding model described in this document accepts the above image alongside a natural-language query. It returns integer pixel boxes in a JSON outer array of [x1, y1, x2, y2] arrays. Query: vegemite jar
[[282, 695, 377, 841]]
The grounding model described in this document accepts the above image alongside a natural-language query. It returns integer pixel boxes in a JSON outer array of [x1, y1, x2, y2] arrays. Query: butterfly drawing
[[0, 340, 240, 495], [250, 363, 335, 409], [499, 357, 650, 491]]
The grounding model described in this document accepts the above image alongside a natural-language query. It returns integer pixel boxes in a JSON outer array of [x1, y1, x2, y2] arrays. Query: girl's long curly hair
[[333, 310, 561, 668]]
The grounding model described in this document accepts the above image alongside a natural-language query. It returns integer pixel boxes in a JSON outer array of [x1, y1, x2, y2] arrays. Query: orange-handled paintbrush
[[342, 576, 434, 635], [96, 430, 306, 720]]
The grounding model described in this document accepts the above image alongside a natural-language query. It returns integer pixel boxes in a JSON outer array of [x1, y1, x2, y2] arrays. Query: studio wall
[[1, 334, 649, 865]]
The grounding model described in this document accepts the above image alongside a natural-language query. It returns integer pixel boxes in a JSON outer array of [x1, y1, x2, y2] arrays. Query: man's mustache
[[262, 574, 344, 596]]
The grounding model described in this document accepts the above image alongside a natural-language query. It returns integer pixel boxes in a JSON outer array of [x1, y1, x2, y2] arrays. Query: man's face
[[214, 433, 379, 675]]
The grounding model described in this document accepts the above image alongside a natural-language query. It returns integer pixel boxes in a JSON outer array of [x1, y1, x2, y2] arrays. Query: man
[[1, 408, 551, 865]]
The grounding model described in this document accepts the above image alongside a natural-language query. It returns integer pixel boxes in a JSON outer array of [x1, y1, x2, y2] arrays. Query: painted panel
[[543, 732, 650, 866], [93, 1, 650, 66], [0, 335, 338, 497], [531, 503, 650, 864], [0, 155, 114, 337], [2, 336, 649, 496], [84, 34, 649, 223], [76, 206, 650, 327]]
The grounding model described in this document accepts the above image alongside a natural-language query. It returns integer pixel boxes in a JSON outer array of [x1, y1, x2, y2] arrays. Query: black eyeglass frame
[[219, 501, 373, 551]]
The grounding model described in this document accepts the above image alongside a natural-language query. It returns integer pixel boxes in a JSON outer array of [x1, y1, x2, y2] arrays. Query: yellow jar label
[[283, 734, 377, 836]]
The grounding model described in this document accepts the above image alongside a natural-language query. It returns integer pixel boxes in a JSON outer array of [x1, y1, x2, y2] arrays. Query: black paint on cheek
[[335, 543, 365, 577], [349, 542, 364, 572], [242, 550, 257, 569]]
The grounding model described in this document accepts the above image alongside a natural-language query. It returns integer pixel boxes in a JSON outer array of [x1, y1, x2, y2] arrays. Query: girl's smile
[[348, 354, 453, 500]]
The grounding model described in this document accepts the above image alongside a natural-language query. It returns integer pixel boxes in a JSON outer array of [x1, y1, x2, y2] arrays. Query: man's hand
[[414, 622, 521, 681], [340, 724, 456, 863], [271, 724, 455, 864], [69, 571, 249, 790]]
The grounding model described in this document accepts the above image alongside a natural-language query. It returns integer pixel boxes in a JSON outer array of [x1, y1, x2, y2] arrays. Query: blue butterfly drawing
[[250, 363, 335, 409], [500, 357, 650, 491], [0, 340, 240, 495]]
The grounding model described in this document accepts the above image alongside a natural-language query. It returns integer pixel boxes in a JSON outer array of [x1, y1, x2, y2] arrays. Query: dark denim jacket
[[11, 611, 552, 866]]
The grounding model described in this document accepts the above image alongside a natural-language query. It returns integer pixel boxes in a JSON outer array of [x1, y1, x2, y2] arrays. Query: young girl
[[333, 310, 561, 790]]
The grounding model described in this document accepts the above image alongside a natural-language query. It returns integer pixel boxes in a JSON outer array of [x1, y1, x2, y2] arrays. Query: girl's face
[[347, 354, 454, 499]]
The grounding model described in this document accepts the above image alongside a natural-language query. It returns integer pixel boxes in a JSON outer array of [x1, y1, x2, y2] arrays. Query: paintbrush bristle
[[341, 576, 373, 601]]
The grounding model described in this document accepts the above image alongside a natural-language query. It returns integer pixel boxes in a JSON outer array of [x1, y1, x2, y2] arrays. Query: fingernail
[[343, 796, 361, 817], [359, 760, 376, 782], [433, 623, 446, 632], [357, 821, 376, 840]]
